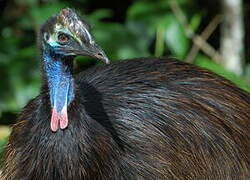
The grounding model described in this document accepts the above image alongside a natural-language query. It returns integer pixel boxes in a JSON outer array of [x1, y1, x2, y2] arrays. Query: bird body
[[2, 8, 250, 180]]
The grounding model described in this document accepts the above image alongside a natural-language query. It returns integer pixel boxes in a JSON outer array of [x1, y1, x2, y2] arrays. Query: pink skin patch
[[51, 106, 68, 132], [60, 106, 68, 129]]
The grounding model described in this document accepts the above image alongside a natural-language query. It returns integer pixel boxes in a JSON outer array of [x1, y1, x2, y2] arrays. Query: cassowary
[[2, 8, 250, 180]]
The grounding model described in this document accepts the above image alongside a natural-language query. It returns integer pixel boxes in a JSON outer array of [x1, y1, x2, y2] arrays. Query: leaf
[[0, 126, 11, 139], [163, 15, 189, 58], [127, 0, 192, 20], [0, 133, 9, 161], [190, 13, 202, 32], [127, 0, 169, 20]]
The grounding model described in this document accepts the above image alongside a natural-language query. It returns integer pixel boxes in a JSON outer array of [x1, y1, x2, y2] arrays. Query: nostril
[[97, 52, 103, 57]]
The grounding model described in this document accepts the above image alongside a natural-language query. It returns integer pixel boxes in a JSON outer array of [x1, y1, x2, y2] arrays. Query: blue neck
[[42, 47, 75, 112]]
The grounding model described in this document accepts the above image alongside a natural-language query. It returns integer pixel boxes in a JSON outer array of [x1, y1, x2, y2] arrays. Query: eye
[[57, 33, 70, 44]]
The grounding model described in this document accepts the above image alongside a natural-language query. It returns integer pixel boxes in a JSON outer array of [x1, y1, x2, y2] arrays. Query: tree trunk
[[220, 0, 244, 75]]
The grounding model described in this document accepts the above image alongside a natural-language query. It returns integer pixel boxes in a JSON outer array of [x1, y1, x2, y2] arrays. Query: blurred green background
[[0, 0, 250, 158]]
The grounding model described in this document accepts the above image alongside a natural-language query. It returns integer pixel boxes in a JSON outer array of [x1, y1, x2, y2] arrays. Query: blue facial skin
[[43, 45, 75, 113]]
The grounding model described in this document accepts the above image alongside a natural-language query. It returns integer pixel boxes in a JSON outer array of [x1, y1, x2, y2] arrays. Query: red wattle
[[50, 107, 69, 132], [51, 108, 59, 132]]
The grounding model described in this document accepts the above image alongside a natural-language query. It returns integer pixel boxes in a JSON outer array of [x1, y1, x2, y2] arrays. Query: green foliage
[[31, 2, 69, 25], [0, 137, 8, 160], [163, 14, 189, 58], [0, 126, 10, 161], [126, 0, 197, 58], [190, 13, 202, 32]]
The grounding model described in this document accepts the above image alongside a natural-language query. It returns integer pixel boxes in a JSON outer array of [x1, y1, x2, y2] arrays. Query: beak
[[60, 43, 110, 64], [81, 44, 110, 64]]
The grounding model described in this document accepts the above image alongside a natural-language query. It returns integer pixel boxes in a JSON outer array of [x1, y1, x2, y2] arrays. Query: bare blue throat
[[43, 47, 75, 112]]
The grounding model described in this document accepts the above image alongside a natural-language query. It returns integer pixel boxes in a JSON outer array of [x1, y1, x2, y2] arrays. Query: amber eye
[[58, 33, 69, 44]]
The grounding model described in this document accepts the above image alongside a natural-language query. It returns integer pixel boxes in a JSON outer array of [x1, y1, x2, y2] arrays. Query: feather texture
[[2, 57, 250, 179]]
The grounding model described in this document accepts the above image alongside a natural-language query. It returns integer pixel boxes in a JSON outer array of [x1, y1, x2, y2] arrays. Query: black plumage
[[2, 8, 250, 180]]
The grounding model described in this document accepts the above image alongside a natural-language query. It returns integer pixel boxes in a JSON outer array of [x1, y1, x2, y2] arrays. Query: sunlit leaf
[[163, 15, 189, 59], [190, 13, 202, 32]]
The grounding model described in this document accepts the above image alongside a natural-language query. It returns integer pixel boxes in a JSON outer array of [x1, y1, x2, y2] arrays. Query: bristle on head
[[56, 8, 92, 43]]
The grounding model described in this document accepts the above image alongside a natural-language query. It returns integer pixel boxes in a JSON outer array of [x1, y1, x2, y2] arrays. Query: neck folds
[[43, 49, 75, 132]]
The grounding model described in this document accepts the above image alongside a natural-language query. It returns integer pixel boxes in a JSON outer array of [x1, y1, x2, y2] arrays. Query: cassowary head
[[40, 8, 109, 63]]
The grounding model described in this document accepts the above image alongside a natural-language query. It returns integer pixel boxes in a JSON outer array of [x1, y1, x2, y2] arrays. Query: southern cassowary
[[1, 8, 250, 180]]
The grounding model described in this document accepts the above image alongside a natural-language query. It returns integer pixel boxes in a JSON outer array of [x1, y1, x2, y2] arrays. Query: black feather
[[2, 57, 250, 179]]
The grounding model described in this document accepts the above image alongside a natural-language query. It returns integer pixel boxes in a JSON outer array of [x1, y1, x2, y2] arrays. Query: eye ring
[[57, 33, 69, 44]]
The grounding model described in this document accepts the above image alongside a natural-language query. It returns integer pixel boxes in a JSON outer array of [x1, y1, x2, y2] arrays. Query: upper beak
[[86, 45, 110, 64], [61, 44, 110, 64]]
